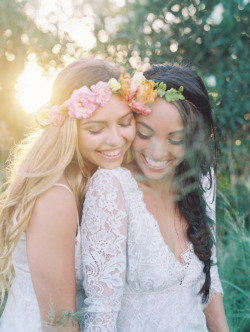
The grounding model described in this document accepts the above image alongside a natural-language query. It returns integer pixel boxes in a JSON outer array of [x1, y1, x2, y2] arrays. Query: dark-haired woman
[[80, 64, 229, 331]]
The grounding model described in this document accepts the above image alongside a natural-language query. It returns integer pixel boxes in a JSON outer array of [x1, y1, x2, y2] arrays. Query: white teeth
[[144, 156, 167, 167], [101, 149, 121, 157]]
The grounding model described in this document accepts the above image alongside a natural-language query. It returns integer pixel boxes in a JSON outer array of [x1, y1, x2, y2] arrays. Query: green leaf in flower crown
[[164, 86, 185, 102], [154, 82, 185, 102], [159, 82, 167, 91], [157, 89, 165, 97]]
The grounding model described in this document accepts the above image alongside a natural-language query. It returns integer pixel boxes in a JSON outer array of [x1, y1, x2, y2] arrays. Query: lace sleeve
[[81, 169, 128, 331], [202, 170, 223, 299]]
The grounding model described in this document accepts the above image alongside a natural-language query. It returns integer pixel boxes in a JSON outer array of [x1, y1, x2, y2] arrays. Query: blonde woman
[[0, 58, 152, 331]]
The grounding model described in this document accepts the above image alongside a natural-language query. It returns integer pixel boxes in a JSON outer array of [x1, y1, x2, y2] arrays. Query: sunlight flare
[[15, 54, 56, 114]]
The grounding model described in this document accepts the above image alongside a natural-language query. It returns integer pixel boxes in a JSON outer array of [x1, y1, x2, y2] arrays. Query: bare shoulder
[[29, 182, 78, 234]]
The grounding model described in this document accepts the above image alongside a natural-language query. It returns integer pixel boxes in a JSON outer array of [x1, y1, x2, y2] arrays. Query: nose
[[150, 137, 168, 160], [106, 125, 124, 146]]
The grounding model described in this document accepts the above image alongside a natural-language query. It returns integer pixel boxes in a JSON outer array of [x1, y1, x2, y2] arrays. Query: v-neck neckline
[[135, 183, 193, 267]]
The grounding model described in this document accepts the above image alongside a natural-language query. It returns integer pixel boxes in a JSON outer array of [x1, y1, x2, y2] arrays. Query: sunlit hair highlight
[[0, 57, 121, 304]]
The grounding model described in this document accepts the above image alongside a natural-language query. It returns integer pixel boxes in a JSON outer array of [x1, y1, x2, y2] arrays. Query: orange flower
[[135, 80, 157, 105], [120, 73, 137, 101]]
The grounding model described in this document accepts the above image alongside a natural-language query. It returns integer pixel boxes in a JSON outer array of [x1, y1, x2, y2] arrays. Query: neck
[[128, 161, 176, 196]]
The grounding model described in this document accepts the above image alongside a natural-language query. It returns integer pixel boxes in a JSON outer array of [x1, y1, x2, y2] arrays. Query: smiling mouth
[[143, 155, 169, 170], [97, 148, 123, 159]]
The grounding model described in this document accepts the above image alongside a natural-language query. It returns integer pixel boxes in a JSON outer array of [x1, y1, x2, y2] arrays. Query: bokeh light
[[15, 54, 56, 114]]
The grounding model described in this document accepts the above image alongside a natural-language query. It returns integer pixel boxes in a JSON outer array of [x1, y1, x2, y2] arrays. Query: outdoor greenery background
[[0, 0, 249, 330]]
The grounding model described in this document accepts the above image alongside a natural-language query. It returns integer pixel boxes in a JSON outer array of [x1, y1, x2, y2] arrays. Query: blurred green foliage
[[88, 0, 250, 185], [0, 0, 249, 329]]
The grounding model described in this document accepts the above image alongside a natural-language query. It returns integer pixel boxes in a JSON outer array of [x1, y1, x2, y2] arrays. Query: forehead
[[136, 97, 184, 131]]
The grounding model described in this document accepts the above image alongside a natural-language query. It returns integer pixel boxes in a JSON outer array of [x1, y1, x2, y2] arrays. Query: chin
[[99, 160, 123, 170], [141, 169, 168, 181], [141, 161, 178, 180]]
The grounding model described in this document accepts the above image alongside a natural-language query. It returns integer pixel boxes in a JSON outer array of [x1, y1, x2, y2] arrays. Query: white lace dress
[[0, 184, 84, 332], [80, 167, 223, 332]]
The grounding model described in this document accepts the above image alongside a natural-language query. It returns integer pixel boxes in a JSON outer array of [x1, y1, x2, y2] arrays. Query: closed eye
[[136, 130, 152, 139], [119, 115, 134, 128], [88, 128, 104, 135], [120, 121, 132, 128], [169, 138, 184, 145]]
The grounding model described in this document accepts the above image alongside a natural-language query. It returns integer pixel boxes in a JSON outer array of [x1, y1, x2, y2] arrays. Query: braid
[[144, 63, 217, 303], [176, 163, 214, 303]]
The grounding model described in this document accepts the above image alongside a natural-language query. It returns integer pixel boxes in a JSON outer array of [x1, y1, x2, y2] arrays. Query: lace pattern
[[80, 167, 223, 331], [81, 173, 127, 331]]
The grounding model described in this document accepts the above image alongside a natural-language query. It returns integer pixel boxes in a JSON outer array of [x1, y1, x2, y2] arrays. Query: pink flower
[[130, 101, 152, 115], [67, 86, 99, 119], [49, 105, 66, 126], [91, 82, 112, 106]]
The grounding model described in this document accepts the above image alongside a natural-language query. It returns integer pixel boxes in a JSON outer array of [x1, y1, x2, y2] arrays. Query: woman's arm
[[81, 169, 128, 332], [204, 293, 229, 332], [26, 185, 79, 332]]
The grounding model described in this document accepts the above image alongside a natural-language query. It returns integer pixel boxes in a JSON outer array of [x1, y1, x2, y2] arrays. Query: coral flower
[[120, 73, 138, 101], [130, 101, 152, 115]]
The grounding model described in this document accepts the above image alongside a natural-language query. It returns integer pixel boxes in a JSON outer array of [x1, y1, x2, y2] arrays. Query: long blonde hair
[[0, 57, 120, 303]]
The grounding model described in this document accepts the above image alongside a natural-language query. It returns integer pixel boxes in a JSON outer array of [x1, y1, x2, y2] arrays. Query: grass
[[216, 182, 250, 331]]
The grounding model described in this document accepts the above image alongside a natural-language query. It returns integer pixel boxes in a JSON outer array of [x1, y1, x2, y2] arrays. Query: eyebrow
[[136, 122, 154, 133], [80, 111, 133, 126], [137, 122, 184, 135]]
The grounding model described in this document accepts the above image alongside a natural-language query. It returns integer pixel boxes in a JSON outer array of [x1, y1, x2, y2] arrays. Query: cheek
[[128, 123, 136, 142], [132, 136, 149, 152], [173, 145, 185, 161], [78, 132, 98, 153], [125, 119, 136, 142]]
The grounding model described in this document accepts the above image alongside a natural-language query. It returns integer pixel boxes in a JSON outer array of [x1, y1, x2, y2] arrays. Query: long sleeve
[[81, 169, 128, 331], [202, 170, 223, 299]]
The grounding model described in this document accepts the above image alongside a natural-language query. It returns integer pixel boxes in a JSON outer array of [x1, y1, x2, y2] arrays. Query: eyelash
[[137, 131, 184, 145], [88, 129, 103, 135], [120, 122, 132, 128], [88, 121, 132, 134], [136, 131, 151, 140], [169, 139, 184, 145]]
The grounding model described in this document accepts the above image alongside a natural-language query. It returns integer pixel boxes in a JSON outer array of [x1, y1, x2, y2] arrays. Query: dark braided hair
[[143, 63, 217, 303]]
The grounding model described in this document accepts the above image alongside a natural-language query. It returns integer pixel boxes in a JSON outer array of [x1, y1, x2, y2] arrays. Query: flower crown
[[35, 73, 185, 127], [35, 73, 157, 127]]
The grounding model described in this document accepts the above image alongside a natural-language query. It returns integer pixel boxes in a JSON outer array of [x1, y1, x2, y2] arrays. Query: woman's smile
[[142, 154, 169, 170], [97, 147, 124, 159]]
